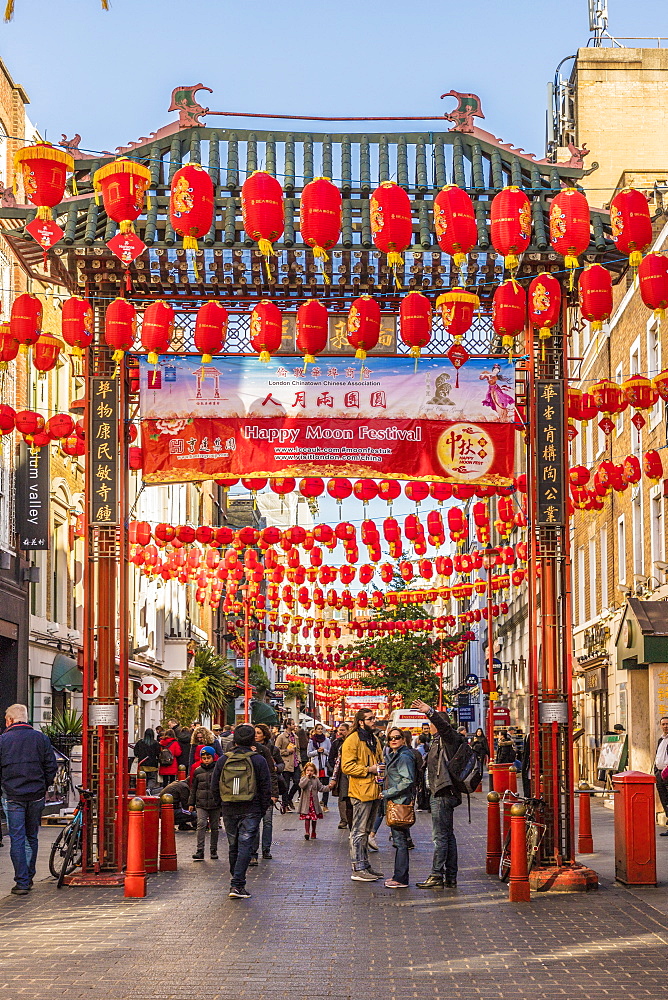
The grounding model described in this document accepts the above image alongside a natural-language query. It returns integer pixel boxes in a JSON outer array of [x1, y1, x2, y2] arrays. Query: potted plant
[[42, 708, 83, 757]]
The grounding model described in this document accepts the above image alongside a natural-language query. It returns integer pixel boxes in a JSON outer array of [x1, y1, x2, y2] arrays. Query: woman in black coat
[[132, 729, 161, 794], [495, 729, 516, 765], [471, 728, 491, 768]]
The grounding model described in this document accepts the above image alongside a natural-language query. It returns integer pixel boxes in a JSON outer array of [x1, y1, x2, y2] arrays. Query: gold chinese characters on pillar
[[89, 377, 119, 525], [535, 380, 565, 527]]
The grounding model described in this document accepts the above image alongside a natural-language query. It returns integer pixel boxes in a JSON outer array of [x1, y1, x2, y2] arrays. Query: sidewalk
[[0, 794, 667, 1000]]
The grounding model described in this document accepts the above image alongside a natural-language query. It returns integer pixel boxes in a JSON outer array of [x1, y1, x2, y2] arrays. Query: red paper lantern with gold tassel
[[194, 301, 228, 363], [250, 299, 283, 362], [170, 164, 214, 249], [638, 253, 668, 319], [610, 187, 653, 268], [492, 279, 526, 359], [93, 158, 151, 233], [528, 272, 561, 348], [0, 322, 19, 369], [296, 300, 328, 366], [433, 185, 477, 267], [300, 177, 341, 265], [490, 186, 531, 274], [105, 298, 136, 362], [32, 333, 61, 375], [10, 293, 42, 347], [242, 170, 284, 271], [653, 369, 668, 403], [644, 450, 664, 482], [370, 181, 412, 282], [399, 291, 431, 359], [621, 374, 658, 430], [14, 143, 74, 219], [549, 187, 590, 286], [141, 301, 174, 364], [579, 264, 612, 331], [346, 296, 380, 359], [437, 287, 478, 386], [61, 296, 93, 355]]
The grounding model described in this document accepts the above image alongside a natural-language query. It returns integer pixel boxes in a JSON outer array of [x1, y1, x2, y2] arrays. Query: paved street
[[2, 794, 668, 999]]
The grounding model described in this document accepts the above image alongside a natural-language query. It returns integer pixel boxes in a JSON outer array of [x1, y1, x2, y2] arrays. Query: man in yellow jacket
[[341, 708, 384, 881]]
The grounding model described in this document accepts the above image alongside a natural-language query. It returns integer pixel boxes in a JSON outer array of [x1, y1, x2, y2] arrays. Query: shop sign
[[89, 377, 119, 525], [584, 666, 607, 692], [137, 676, 161, 701], [535, 380, 565, 526], [16, 442, 50, 549], [583, 623, 610, 658]]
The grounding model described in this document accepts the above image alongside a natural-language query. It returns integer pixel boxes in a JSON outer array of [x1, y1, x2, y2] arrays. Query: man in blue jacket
[[210, 724, 271, 899], [0, 703, 57, 895]]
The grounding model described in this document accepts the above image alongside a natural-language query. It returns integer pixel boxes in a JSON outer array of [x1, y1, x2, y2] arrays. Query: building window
[[647, 320, 662, 428], [632, 494, 643, 580], [589, 538, 597, 620], [651, 488, 664, 577], [600, 525, 608, 610], [615, 364, 624, 436], [617, 516, 626, 586], [578, 546, 586, 625]]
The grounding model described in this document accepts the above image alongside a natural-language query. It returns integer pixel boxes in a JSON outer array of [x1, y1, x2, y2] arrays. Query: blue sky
[[2, 0, 667, 157]]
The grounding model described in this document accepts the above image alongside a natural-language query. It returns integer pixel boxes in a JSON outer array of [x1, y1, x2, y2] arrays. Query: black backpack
[[159, 745, 175, 767], [434, 737, 483, 822]]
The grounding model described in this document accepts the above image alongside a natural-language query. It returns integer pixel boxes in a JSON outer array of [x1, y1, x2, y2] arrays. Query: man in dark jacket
[[188, 747, 220, 861], [328, 722, 350, 829], [411, 698, 465, 889], [161, 778, 196, 829], [0, 703, 57, 895], [210, 724, 271, 898]]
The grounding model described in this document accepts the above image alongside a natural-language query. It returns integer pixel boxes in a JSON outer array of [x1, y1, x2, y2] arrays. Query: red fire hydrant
[[612, 770, 657, 886]]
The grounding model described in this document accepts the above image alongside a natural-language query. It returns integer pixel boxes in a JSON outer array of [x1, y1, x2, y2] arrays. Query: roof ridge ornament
[[440, 91, 485, 133]]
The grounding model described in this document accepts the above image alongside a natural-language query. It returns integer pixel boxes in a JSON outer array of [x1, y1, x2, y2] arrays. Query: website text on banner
[[139, 356, 516, 484]]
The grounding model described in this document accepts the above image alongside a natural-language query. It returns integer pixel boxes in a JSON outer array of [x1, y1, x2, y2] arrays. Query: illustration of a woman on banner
[[479, 363, 514, 421]]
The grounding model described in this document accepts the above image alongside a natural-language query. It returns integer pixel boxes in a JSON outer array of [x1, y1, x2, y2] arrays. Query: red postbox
[[611, 770, 657, 886], [489, 762, 516, 836], [128, 793, 160, 874]]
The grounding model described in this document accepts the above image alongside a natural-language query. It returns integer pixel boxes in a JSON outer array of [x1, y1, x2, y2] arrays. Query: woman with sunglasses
[[381, 727, 417, 888]]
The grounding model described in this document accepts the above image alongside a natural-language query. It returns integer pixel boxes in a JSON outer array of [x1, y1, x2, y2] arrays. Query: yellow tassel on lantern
[[4, 0, 14, 20], [505, 253, 519, 272], [453, 252, 466, 268], [258, 239, 275, 257], [183, 236, 198, 250], [202, 353, 213, 364], [259, 351, 271, 362], [120, 219, 135, 234], [502, 334, 515, 361], [36, 206, 52, 221], [629, 250, 643, 269], [112, 349, 125, 363], [355, 348, 367, 360], [565, 254, 579, 290], [303, 354, 315, 364]]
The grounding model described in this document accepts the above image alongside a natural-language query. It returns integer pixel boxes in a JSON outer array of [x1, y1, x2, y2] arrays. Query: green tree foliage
[[164, 670, 206, 726], [286, 680, 307, 706], [339, 630, 442, 705], [194, 645, 237, 717], [250, 662, 271, 693]]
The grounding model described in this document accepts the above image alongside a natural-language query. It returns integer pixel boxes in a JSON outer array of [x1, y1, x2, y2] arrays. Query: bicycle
[[498, 791, 546, 882], [48, 785, 94, 888]]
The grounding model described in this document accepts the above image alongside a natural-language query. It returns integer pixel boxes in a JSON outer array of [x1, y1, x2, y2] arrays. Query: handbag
[[385, 799, 415, 828]]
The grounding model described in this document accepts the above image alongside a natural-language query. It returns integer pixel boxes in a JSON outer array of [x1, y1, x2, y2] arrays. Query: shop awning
[[51, 653, 83, 692], [251, 701, 279, 727]]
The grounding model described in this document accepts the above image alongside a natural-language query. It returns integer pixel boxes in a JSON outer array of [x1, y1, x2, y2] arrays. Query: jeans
[[337, 796, 352, 827], [143, 771, 161, 795], [283, 768, 300, 803], [430, 793, 459, 879], [223, 811, 262, 888], [655, 768, 668, 817], [251, 801, 274, 857], [391, 825, 410, 884], [5, 797, 45, 889], [373, 797, 385, 835], [196, 807, 221, 854], [349, 797, 379, 871]]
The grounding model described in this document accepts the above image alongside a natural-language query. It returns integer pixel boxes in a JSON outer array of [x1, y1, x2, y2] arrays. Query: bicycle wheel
[[498, 828, 512, 882], [49, 819, 82, 886], [525, 822, 540, 874]]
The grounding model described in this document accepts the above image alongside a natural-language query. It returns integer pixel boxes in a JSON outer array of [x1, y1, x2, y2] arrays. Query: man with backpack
[[411, 698, 469, 889], [210, 724, 271, 899]]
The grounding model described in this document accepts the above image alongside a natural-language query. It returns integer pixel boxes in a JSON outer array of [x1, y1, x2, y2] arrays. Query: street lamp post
[[482, 544, 498, 769], [240, 585, 251, 723]]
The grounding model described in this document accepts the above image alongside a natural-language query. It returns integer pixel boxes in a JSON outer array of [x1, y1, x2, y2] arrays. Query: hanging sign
[[138, 355, 516, 485], [137, 676, 161, 701], [535, 380, 565, 527], [89, 376, 119, 525], [16, 442, 50, 550]]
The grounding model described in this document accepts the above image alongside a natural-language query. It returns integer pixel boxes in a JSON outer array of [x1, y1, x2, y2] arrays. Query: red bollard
[[508, 802, 531, 902], [124, 797, 146, 898], [178, 765, 187, 781], [159, 793, 178, 872], [578, 785, 594, 854], [135, 770, 147, 796], [486, 791, 502, 875]]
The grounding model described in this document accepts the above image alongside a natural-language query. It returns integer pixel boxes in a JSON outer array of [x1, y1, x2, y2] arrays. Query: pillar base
[[529, 862, 599, 893], [64, 871, 126, 887]]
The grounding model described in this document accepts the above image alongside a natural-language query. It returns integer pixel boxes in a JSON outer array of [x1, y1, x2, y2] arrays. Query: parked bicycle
[[48, 785, 94, 888], [498, 790, 546, 882]]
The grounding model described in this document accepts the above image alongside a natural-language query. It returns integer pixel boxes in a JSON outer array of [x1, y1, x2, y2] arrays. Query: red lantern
[[242, 170, 284, 267], [378, 480, 401, 505], [405, 481, 429, 504], [299, 477, 325, 498], [644, 450, 664, 482], [128, 446, 143, 470], [528, 273, 561, 343], [492, 280, 526, 357], [579, 392, 598, 423], [353, 479, 378, 504], [622, 375, 658, 413], [569, 465, 590, 487], [370, 181, 412, 275], [0, 322, 19, 369], [32, 334, 61, 374], [549, 187, 590, 282], [194, 301, 228, 363], [654, 370, 668, 403], [241, 477, 267, 494], [399, 291, 432, 359], [296, 300, 328, 365], [579, 264, 612, 331], [14, 410, 44, 435], [638, 253, 668, 318], [61, 297, 94, 355], [105, 298, 136, 361], [432, 185, 477, 266], [10, 293, 42, 347], [430, 482, 453, 503], [250, 299, 283, 362], [489, 186, 531, 272], [141, 300, 174, 364], [0, 404, 16, 434], [437, 287, 479, 343], [622, 455, 642, 486], [62, 434, 85, 457], [270, 477, 296, 497], [92, 158, 151, 233], [591, 379, 624, 435], [609, 187, 652, 268], [346, 296, 380, 359], [300, 177, 341, 262], [327, 478, 352, 502], [170, 164, 214, 249], [14, 143, 74, 219]]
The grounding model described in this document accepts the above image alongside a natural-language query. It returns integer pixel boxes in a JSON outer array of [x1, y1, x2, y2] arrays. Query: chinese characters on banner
[[138, 355, 517, 485], [90, 377, 119, 525], [535, 380, 565, 526]]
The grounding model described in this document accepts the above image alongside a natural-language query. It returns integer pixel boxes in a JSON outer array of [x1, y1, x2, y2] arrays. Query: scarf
[[311, 731, 326, 746], [357, 725, 378, 751]]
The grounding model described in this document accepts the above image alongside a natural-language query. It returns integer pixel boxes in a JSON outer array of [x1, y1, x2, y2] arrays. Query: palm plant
[[194, 645, 237, 717]]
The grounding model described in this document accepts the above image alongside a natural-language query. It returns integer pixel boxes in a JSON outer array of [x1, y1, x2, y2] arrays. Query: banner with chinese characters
[[535, 380, 565, 526], [138, 355, 516, 484], [89, 376, 119, 525], [16, 442, 50, 550]]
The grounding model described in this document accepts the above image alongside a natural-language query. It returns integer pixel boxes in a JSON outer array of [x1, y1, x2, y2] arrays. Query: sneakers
[[304, 834, 310, 840], [228, 886, 251, 898], [262, 849, 273, 859], [10, 886, 30, 895], [367, 834, 379, 851], [322, 805, 329, 813], [249, 856, 259, 866], [337, 821, 348, 829], [210, 852, 219, 860], [351, 870, 381, 881], [367, 866, 384, 877], [415, 874, 444, 888], [192, 851, 205, 862], [384, 879, 409, 888]]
